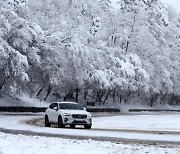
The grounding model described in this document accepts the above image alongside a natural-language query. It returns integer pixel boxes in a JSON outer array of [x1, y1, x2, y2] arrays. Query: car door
[[51, 103, 59, 122], [48, 103, 58, 122]]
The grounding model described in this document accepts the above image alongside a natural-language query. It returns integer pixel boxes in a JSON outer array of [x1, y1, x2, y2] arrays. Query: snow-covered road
[[1, 112, 180, 144], [1, 112, 180, 154]]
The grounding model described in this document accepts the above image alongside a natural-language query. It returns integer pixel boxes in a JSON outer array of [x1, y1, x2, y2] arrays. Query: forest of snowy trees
[[0, 0, 180, 106]]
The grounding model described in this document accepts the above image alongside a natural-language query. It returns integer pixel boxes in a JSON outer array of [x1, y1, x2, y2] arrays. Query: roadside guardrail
[[0, 106, 120, 113], [129, 109, 180, 112], [1, 107, 180, 113]]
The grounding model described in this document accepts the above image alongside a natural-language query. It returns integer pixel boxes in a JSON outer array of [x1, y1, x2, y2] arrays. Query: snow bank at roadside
[[0, 94, 49, 107], [0, 132, 180, 154], [1, 94, 180, 113], [111, 102, 180, 113]]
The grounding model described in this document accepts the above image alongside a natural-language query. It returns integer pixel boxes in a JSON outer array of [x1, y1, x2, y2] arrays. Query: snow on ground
[[1, 113, 180, 142], [0, 132, 180, 154], [0, 94, 49, 107], [93, 113, 180, 131], [1, 113, 180, 153]]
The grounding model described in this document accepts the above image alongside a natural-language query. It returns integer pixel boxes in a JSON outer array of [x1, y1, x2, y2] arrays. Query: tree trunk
[[98, 92, 104, 105], [125, 41, 129, 53], [95, 90, 100, 102], [75, 88, 79, 102], [44, 85, 52, 101], [84, 90, 88, 100], [0, 80, 5, 91], [119, 95, 122, 103], [113, 89, 116, 103], [103, 90, 111, 104], [160, 94, 166, 105], [36, 87, 45, 98], [150, 94, 158, 107], [95, 90, 104, 105], [64, 89, 73, 101]]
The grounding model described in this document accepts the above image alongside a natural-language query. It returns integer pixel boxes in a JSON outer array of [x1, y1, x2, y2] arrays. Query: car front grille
[[72, 120, 87, 124], [72, 114, 87, 119]]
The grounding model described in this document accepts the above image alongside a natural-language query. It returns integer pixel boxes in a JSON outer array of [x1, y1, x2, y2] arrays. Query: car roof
[[52, 102, 78, 104]]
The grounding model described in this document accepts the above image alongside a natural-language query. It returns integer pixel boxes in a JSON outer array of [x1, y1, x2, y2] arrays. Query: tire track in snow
[[1, 114, 180, 146], [1, 127, 180, 146], [26, 117, 180, 136]]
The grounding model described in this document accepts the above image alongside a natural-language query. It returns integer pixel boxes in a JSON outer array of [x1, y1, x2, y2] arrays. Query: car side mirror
[[83, 107, 86, 111], [53, 106, 58, 111]]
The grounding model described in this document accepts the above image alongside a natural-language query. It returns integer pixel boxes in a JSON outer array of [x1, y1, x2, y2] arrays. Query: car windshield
[[59, 103, 83, 110]]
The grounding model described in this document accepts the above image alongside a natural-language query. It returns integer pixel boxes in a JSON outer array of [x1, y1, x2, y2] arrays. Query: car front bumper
[[63, 117, 92, 125]]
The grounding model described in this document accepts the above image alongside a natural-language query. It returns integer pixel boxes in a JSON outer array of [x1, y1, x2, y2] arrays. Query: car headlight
[[87, 113, 92, 117], [64, 113, 71, 116]]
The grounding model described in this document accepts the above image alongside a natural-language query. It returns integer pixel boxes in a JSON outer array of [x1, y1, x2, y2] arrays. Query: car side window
[[49, 103, 54, 109], [49, 103, 58, 109]]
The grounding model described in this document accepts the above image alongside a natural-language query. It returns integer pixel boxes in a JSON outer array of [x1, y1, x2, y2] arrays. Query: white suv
[[45, 102, 92, 129]]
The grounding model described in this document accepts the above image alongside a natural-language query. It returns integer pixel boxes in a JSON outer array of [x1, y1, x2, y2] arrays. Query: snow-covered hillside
[[0, 94, 49, 107], [0, 0, 180, 107]]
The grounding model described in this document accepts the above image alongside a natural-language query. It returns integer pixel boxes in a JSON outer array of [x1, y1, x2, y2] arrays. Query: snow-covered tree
[[0, 0, 43, 97], [1, 0, 180, 106]]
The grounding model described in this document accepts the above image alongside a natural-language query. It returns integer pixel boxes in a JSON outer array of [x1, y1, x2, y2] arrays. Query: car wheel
[[84, 124, 92, 129], [58, 116, 65, 128], [45, 115, 51, 127], [70, 125, 75, 128]]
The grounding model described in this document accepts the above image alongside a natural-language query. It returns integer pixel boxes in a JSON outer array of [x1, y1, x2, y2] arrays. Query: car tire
[[45, 115, 51, 127], [70, 125, 75, 128], [58, 116, 65, 128], [84, 124, 92, 129]]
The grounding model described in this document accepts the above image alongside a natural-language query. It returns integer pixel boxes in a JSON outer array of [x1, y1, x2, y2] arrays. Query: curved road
[[1, 112, 180, 145]]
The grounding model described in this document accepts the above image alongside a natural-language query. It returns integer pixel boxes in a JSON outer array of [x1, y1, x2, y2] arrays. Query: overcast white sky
[[162, 0, 180, 12], [111, 0, 180, 12]]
